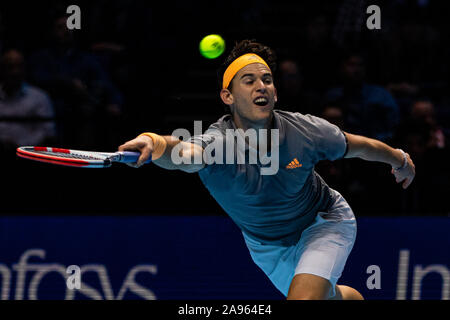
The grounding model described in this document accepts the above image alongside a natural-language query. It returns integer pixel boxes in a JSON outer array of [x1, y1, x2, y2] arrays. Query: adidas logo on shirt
[[286, 158, 302, 169]]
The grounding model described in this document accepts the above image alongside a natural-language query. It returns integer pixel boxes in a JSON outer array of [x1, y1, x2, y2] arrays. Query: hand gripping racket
[[16, 146, 152, 168]]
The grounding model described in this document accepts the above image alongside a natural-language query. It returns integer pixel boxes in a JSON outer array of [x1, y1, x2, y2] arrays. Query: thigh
[[242, 232, 296, 296], [293, 191, 357, 298]]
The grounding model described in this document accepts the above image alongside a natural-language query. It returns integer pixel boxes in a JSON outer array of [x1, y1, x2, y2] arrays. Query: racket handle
[[121, 151, 152, 163]]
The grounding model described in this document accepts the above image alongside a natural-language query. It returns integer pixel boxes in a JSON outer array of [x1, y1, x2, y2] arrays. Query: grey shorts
[[243, 189, 357, 298]]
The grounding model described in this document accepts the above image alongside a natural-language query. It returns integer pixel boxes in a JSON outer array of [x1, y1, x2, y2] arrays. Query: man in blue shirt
[[118, 40, 415, 300], [325, 52, 400, 142], [0, 49, 56, 155]]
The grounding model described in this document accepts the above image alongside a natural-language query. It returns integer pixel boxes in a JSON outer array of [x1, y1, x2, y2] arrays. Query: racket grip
[[121, 151, 152, 163]]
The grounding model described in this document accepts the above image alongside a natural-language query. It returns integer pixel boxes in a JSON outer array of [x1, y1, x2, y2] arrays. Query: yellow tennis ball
[[199, 34, 225, 59]]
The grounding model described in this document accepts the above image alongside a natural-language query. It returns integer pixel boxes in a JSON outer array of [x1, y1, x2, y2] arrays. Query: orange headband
[[222, 53, 271, 89]]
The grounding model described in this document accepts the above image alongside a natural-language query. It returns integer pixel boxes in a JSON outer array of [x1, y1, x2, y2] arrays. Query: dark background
[[0, 0, 449, 216]]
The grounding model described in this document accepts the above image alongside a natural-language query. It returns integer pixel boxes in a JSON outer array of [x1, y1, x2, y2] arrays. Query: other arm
[[343, 132, 415, 189]]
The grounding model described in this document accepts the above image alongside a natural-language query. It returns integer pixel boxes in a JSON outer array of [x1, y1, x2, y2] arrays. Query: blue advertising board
[[0, 216, 448, 300]]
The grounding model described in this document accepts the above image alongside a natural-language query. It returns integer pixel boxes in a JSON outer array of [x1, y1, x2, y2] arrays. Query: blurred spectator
[[395, 98, 448, 168], [410, 99, 446, 149], [325, 51, 400, 142], [0, 12, 4, 54], [0, 0, 446, 216], [315, 104, 348, 193], [393, 98, 450, 215], [276, 58, 320, 114], [0, 49, 56, 160], [27, 14, 123, 148], [380, 1, 446, 109], [321, 105, 345, 130], [332, 0, 367, 47], [315, 103, 385, 215], [318, 96, 400, 216], [277, 59, 302, 110], [300, 13, 341, 92], [386, 82, 420, 120]]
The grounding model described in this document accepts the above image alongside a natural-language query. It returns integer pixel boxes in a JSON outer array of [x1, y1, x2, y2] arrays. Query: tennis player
[[118, 40, 415, 300]]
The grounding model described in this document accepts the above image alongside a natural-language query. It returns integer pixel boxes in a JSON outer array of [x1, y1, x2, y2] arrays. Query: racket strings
[[34, 150, 105, 160]]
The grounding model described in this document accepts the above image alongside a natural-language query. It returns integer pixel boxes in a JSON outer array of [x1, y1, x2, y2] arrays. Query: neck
[[232, 112, 274, 151], [232, 112, 274, 131]]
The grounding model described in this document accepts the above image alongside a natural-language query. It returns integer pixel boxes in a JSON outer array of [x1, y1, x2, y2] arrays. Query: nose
[[255, 79, 267, 93]]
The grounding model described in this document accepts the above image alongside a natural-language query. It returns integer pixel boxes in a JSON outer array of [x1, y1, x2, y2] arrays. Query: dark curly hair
[[217, 39, 277, 93]]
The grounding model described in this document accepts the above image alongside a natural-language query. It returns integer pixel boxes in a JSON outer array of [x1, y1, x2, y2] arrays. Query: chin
[[256, 105, 273, 116]]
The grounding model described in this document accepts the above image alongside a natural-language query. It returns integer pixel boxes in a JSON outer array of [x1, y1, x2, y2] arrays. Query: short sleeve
[[188, 127, 222, 149], [304, 114, 348, 162], [186, 126, 227, 170]]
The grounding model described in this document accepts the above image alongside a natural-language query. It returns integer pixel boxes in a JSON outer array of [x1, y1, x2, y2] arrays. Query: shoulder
[[362, 84, 397, 105], [22, 84, 53, 112], [187, 114, 232, 149], [273, 109, 304, 122], [276, 110, 343, 142], [363, 84, 393, 97], [274, 110, 342, 146], [23, 84, 51, 101], [207, 114, 233, 133], [275, 109, 329, 127]]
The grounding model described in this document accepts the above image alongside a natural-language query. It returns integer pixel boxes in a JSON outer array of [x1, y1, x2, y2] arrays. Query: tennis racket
[[16, 146, 152, 168]]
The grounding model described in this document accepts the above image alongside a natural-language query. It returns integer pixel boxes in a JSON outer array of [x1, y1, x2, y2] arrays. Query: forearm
[[343, 132, 404, 168], [148, 135, 205, 173], [343, 131, 416, 189], [151, 136, 182, 170], [118, 133, 205, 172]]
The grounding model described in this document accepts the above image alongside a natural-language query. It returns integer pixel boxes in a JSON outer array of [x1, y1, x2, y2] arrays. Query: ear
[[274, 87, 278, 103], [220, 88, 233, 106]]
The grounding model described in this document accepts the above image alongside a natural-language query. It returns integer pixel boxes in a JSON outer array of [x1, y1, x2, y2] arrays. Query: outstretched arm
[[118, 134, 205, 173], [343, 132, 415, 189]]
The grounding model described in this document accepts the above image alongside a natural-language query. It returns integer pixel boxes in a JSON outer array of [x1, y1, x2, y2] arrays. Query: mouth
[[253, 96, 269, 107]]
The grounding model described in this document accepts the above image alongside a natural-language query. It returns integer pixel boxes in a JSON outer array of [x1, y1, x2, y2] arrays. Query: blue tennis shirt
[[189, 110, 348, 245]]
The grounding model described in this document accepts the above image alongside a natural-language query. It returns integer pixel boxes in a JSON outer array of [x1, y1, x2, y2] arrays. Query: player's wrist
[[393, 148, 408, 171], [138, 132, 167, 160]]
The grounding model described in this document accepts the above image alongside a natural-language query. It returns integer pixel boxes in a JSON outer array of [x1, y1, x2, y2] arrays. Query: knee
[[287, 293, 326, 300], [336, 285, 364, 300], [287, 289, 329, 300], [287, 274, 333, 300]]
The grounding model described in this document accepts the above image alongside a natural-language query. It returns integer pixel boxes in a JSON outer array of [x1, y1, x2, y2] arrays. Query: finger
[[118, 141, 135, 152], [136, 148, 151, 167], [125, 162, 138, 168], [403, 176, 414, 189], [392, 169, 402, 181], [119, 139, 144, 152], [402, 178, 410, 189], [391, 169, 397, 178]]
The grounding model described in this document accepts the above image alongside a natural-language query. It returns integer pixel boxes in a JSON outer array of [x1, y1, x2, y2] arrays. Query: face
[[221, 63, 277, 129], [411, 101, 435, 126], [341, 55, 365, 84], [1, 50, 25, 89], [279, 60, 302, 95], [53, 17, 74, 46]]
